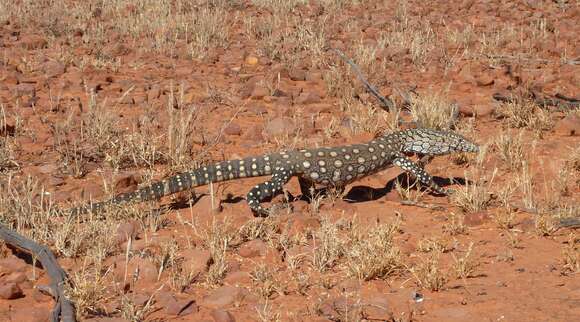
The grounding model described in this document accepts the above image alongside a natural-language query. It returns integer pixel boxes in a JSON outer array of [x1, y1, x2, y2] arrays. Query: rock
[[113, 173, 140, 191], [362, 295, 393, 321], [224, 271, 251, 286], [116, 220, 140, 243], [474, 73, 494, 86], [238, 240, 267, 258], [20, 35, 47, 49], [249, 104, 268, 115], [464, 211, 491, 227], [319, 296, 360, 321], [0, 257, 27, 273], [286, 215, 320, 237], [554, 113, 579, 136], [166, 298, 197, 316], [458, 105, 474, 117], [12, 307, 51, 322], [182, 249, 212, 275], [114, 257, 157, 283], [211, 309, 236, 322], [102, 43, 131, 57], [473, 104, 495, 117], [3, 272, 28, 284], [294, 91, 321, 105], [201, 286, 245, 309], [118, 95, 134, 105], [43, 61, 66, 78], [129, 293, 151, 307], [85, 318, 128, 322], [192, 194, 223, 214], [245, 56, 259, 66], [242, 124, 264, 143], [263, 117, 296, 140], [13, 83, 36, 97], [251, 84, 269, 99], [148, 84, 161, 101], [224, 122, 242, 136], [0, 282, 23, 299], [288, 69, 306, 81]]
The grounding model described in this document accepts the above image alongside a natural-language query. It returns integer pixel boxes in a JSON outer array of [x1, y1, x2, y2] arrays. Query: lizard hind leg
[[247, 167, 294, 217]]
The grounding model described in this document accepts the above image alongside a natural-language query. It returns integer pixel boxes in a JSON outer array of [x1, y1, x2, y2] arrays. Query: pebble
[[181, 248, 212, 275], [238, 240, 267, 258], [116, 220, 140, 244], [0, 282, 23, 299], [224, 122, 242, 136], [211, 309, 236, 322], [464, 211, 491, 227], [201, 286, 244, 309], [554, 113, 579, 136], [262, 117, 296, 140]]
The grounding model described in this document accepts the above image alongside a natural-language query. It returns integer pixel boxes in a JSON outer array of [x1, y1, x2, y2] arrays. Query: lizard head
[[395, 128, 480, 155]]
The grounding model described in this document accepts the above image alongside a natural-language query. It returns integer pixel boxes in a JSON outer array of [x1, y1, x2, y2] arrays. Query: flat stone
[[554, 113, 579, 136], [0, 282, 23, 299]]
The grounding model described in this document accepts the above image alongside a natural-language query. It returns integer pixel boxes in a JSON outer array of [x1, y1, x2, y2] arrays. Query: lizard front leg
[[247, 167, 294, 217]]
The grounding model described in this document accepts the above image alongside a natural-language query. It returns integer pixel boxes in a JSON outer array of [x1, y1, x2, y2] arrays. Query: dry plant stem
[[0, 224, 76, 322], [332, 48, 397, 114], [509, 205, 580, 230], [483, 54, 580, 66], [493, 92, 580, 110]]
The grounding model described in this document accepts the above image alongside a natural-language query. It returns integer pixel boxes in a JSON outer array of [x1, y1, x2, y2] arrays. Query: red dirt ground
[[0, 1, 578, 321]]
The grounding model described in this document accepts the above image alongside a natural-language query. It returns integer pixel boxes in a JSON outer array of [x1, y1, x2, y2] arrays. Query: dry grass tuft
[[496, 99, 553, 135], [493, 130, 527, 170], [311, 216, 344, 272], [408, 91, 458, 130], [344, 219, 403, 280], [561, 233, 579, 274], [411, 250, 447, 291], [250, 263, 284, 299], [450, 169, 495, 213], [451, 242, 479, 279]]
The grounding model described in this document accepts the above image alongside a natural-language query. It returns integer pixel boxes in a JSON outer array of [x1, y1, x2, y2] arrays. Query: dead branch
[[0, 224, 76, 322], [483, 54, 580, 66], [332, 48, 398, 114], [493, 91, 579, 110], [509, 205, 580, 231]]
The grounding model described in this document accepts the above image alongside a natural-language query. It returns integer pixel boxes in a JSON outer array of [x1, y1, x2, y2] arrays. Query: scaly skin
[[71, 128, 479, 216]]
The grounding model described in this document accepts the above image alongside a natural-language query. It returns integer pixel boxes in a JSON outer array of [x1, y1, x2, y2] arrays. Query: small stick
[[332, 48, 397, 114], [0, 224, 76, 322]]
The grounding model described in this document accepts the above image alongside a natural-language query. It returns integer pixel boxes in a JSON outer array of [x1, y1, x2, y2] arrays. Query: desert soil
[[0, 1, 579, 321]]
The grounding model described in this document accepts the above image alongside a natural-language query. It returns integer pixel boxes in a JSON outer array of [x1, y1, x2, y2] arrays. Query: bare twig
[[332, 48, 398, 114], [0, 224, 76, 322], [493, 91, 580, 110], [509, 204, 580, 231], [483, 54, 580, 66]]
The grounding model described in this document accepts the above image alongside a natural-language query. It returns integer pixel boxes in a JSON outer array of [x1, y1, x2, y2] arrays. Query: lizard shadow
[[168, 174, 470, 210], [342, 173, 469, 203]]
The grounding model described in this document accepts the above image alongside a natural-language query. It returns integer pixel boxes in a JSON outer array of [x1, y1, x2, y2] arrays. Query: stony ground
[[0, 1, 578, 321]]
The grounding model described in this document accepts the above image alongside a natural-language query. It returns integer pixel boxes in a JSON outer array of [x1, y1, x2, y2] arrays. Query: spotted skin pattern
[[72, 128, 479, 216]]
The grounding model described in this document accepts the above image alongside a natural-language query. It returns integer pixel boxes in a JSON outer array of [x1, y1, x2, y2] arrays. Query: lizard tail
[[70, 155, 275, 215]]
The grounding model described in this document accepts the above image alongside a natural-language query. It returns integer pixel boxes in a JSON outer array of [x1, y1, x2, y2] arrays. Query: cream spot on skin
[[310, 172, 320, 180]]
